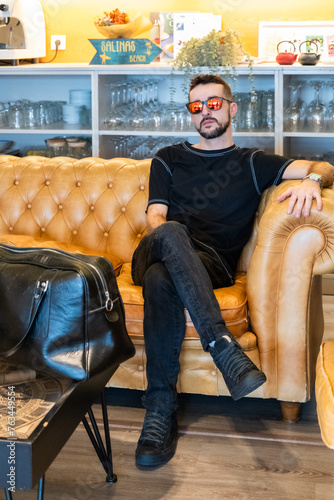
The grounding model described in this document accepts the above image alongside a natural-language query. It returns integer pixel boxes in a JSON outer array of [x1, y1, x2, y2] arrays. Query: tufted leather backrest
[[0, 155, 264, 271], [0, 156, 150, 268]]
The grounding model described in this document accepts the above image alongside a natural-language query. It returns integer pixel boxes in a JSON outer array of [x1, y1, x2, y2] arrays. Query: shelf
[[99, 130, 275, 137], [233, 131, 275, 137], [0, 64, 333, 158], [0, 127, 92, 134], [283, 132, 334, 138], [99, 130, 194, 136]]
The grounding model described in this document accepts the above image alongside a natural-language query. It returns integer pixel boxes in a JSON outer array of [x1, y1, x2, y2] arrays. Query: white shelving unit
[[1, 62, 334, 291], [279, 66, 334, 159], [0, 63, 333, 159]]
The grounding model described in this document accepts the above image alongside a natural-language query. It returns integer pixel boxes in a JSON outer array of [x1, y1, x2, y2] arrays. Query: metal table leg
[[4, 475, 44, 500], [37, 476, 45, 500], [4, 489, 13, 500], [82, 390, 117, 484]]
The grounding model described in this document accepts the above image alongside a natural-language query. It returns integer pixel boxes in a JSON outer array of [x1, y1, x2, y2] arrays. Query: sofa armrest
[[247, 180, 334, 401]]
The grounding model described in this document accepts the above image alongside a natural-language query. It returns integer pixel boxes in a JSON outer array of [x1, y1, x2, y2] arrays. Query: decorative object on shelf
[[89, 38, 162, 65], [44, 136, 92, 158], [171, 29, 254, 95], [94, 9, 152, 39], [95, 8, 130, 26], [46, 138, 67, 157], [298, 40, 321, 66], [258, 21, 334, 62], [172, 29, 247, 69], [275, 41, 297, 65]]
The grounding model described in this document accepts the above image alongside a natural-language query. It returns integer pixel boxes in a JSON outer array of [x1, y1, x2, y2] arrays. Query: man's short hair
[[188, 74, 233, 101]]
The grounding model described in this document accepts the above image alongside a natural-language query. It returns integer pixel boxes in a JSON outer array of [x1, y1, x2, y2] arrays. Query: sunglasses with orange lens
[[186, 96, 232, 114]]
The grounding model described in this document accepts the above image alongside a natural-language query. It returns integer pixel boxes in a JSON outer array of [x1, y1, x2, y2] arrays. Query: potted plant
[[170, 28, 254, 97]]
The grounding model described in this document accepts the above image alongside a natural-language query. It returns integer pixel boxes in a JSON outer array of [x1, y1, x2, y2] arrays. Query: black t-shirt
[[148, 141, 293, 271]]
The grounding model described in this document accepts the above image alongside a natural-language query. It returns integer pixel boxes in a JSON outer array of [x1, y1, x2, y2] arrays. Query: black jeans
[[131, 221, 234, 415]]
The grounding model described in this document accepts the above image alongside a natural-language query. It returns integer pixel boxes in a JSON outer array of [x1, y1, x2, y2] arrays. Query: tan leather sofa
[[1, 155, 334, 422], [315, 341, 334, 447]]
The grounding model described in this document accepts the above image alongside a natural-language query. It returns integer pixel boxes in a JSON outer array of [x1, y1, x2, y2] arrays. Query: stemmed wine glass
[[306, 81, 326, 133], [117, 82, 134, 129], [147, 80, 165, 131], [325, 80, 334, 132], [103, 84, 123, 130], [284, 81, 305, 132], [129, 83, 146, 130]]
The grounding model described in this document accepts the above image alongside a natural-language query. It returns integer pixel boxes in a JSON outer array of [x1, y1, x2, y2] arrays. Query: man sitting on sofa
[[131, 73, 334, 468]]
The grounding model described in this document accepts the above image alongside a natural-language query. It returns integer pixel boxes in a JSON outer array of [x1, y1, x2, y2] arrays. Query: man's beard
[[196, 115, 231, 139]]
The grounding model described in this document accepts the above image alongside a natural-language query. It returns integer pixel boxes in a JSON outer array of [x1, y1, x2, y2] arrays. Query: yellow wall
[[40, 0, 334, 63]]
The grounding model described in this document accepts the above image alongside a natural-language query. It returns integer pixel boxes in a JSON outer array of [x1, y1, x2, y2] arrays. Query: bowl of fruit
[[94, 9, 152, 38]]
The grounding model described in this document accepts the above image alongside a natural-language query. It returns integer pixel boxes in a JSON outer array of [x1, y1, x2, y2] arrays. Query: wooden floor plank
[[8, 294, 334, 499], [9, 394, 334, 500]]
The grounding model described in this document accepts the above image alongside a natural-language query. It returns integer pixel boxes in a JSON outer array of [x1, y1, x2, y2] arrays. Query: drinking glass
[[0, 103, 8, 128], [231, 93, 243, 131], [262, 90, 275, 131], [162, 103, 178, 132], [238, 93, 259, 131], [8, 104, 25, 129], [108, 136, 128, 157], [24, 103, 40, 128], [306, 81, 326, 133], [176, 104, 191, 132]]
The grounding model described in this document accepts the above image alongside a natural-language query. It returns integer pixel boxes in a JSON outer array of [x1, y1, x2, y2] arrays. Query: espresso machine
[[0, 0, 46, 65]]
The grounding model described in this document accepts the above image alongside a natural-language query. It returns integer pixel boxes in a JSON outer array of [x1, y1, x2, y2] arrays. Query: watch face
[[309, 174, 321, 181], [304, 173, 323, 188]]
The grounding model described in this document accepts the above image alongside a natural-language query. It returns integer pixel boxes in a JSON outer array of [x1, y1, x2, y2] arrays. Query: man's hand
[[277, 179, 323, 218]]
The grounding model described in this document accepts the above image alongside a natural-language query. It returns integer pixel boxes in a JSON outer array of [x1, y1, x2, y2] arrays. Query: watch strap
[[302, 173, 323, 189]]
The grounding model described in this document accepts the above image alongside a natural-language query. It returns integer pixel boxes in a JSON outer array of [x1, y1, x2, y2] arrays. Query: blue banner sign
[[89, 38, 163, 65]]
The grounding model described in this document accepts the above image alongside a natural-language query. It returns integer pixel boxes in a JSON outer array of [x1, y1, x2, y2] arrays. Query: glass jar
[[67, 140, 89, 159], [46, 138, 67, 157]]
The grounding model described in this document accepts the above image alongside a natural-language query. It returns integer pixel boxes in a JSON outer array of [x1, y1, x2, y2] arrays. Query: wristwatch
[[302, 173, 323, 189]]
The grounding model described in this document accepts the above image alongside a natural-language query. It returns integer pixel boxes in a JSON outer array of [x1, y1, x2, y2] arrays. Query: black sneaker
[[135, 411, 178, 468], [209, 334, 266, 401]]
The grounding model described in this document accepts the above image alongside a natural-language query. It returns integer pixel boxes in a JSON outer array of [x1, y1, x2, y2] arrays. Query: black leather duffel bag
[[0, 243, 135, 380]]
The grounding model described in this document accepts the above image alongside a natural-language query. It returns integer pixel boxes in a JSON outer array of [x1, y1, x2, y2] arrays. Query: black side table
[[0, 365, 119, 499]]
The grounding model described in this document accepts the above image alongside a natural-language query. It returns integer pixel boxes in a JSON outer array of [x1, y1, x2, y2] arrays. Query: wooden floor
[[9, 296, 334, 500]]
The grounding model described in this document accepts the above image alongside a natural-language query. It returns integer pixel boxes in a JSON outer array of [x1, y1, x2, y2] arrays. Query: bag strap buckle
[[35, 280, 49, 299]]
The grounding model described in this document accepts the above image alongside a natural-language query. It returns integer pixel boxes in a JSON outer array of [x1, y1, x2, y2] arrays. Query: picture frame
[[258, 21, 334, 62]]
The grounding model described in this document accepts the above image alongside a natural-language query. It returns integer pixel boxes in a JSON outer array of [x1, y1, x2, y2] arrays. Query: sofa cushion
[[316, 341, 334, 449], [117, 263, 250, 340]]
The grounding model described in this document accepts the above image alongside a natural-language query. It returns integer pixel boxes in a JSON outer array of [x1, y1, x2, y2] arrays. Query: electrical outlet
[[51, 35, 66, 50]]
